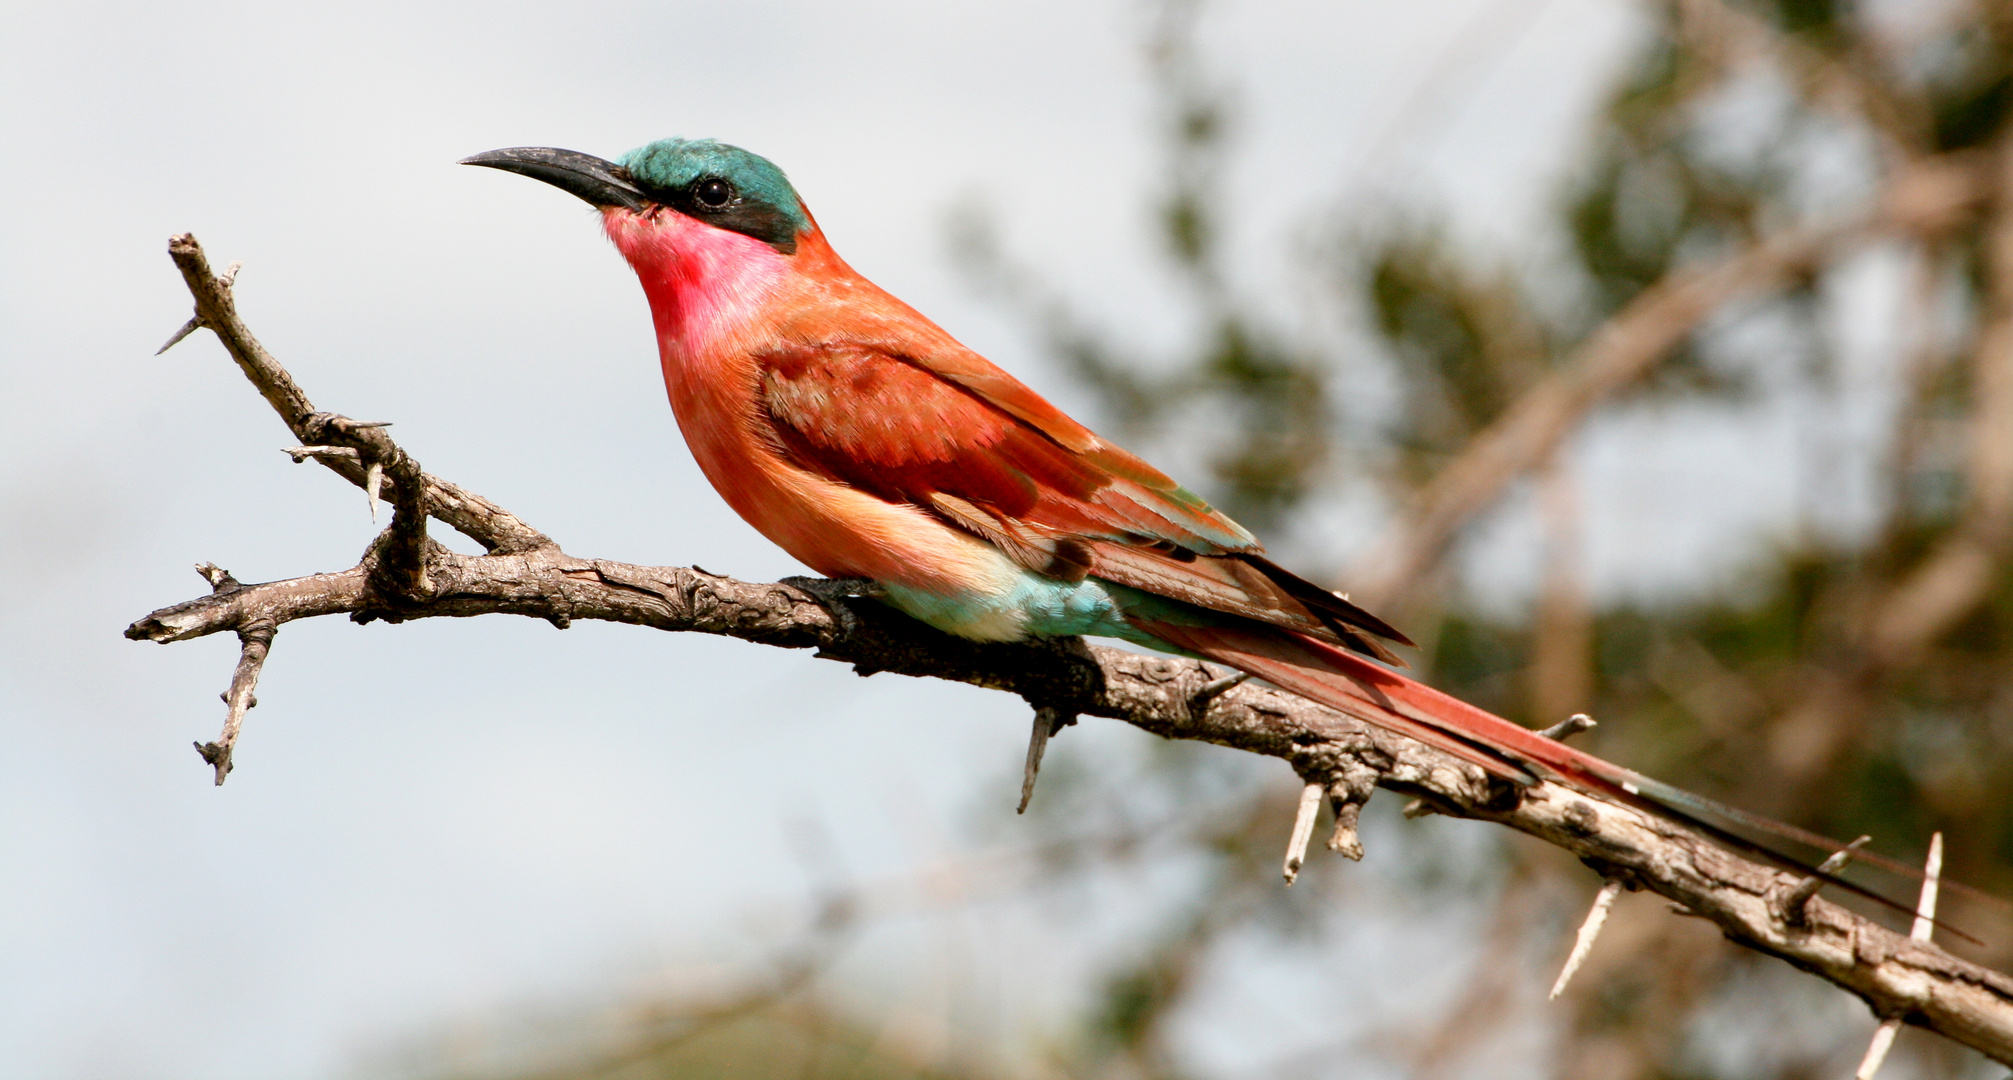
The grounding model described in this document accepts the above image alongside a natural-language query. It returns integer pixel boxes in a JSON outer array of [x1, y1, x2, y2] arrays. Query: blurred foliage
[[950, 0, 1333, 534], [424, 0, 2013, 1078], [433, 1005, 981, 1080], [958, 0, 2013, 1076]]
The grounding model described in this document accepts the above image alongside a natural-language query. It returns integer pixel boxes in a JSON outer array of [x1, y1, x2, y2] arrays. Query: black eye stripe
[[623, 171, 796, 254]]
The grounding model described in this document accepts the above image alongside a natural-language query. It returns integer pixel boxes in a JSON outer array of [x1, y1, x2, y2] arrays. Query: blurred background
[[5, 0, 2013, 1076]]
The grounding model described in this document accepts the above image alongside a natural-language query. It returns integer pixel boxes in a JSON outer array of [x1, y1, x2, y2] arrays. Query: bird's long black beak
[[460, 147, 649, 212]]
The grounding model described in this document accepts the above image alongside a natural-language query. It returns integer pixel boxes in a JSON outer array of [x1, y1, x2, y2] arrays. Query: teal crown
[[621, 138, 809, 244]]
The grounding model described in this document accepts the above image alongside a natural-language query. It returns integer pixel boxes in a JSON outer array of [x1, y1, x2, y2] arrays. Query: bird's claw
[[781, 576, 883, 638]]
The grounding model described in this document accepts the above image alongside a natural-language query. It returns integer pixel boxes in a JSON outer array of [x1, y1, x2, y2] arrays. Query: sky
[[0, 2, 1689, 1078]]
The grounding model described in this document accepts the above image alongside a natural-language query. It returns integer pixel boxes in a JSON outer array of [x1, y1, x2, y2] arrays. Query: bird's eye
[[694, 178, 734, 209]]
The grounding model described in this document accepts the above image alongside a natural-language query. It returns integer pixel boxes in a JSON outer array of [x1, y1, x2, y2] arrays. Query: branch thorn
[[1855, 832, 1942, 1079], [1781, 834, 1872, 925], [156, 316, 205, 355], [365, 460, 384, 523], [281, 445, 359, 464], [1550, 879, 1624, 1000], [1192, 670, 1250, 711], [1539, 713, 1598, 741], [1017, 705, 1074, 814], [1283, 781, 1323, 884]]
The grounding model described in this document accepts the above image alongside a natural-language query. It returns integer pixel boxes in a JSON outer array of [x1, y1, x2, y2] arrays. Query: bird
[[461, 138, 1953, 906]]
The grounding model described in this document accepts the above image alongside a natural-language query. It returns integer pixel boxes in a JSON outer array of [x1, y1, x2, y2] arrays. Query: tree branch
[[1755, 148, 2013, 787], [161, 233, 550, 555], [131, 235, 2013, 1065], [1349, 154, 1988, 608]]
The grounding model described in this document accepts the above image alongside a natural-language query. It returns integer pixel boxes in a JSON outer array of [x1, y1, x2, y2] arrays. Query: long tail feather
[[1133, 618, 2002, 924]]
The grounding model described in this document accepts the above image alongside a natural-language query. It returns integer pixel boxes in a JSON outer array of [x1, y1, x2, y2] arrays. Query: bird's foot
[[781, 576, 884, 638]]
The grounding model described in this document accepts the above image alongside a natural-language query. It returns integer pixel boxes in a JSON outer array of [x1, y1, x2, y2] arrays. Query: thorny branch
[[163, 233, 551, 557], [131, 235, 2013, 1064], [188, 561, 272, 785]]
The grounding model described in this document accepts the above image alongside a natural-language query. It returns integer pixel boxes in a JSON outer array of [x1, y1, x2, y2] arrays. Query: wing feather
[[757, 340, 1408, 660]]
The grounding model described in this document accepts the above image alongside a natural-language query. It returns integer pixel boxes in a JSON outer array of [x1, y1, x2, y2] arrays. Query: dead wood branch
[[187, 562, 272, 785], [129, 235, 2013, 1064], [161, 234, 550, 556]]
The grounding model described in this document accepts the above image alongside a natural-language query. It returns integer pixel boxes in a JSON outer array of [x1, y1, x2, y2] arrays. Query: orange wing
[[756, 341, 1413, 661]]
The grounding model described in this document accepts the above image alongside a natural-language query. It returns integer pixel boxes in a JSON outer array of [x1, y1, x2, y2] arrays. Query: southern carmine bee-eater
[[461, 138, 1942, 903]]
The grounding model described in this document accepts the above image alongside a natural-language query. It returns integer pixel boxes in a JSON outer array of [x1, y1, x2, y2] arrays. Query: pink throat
[[601, 208, 790, 352]]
